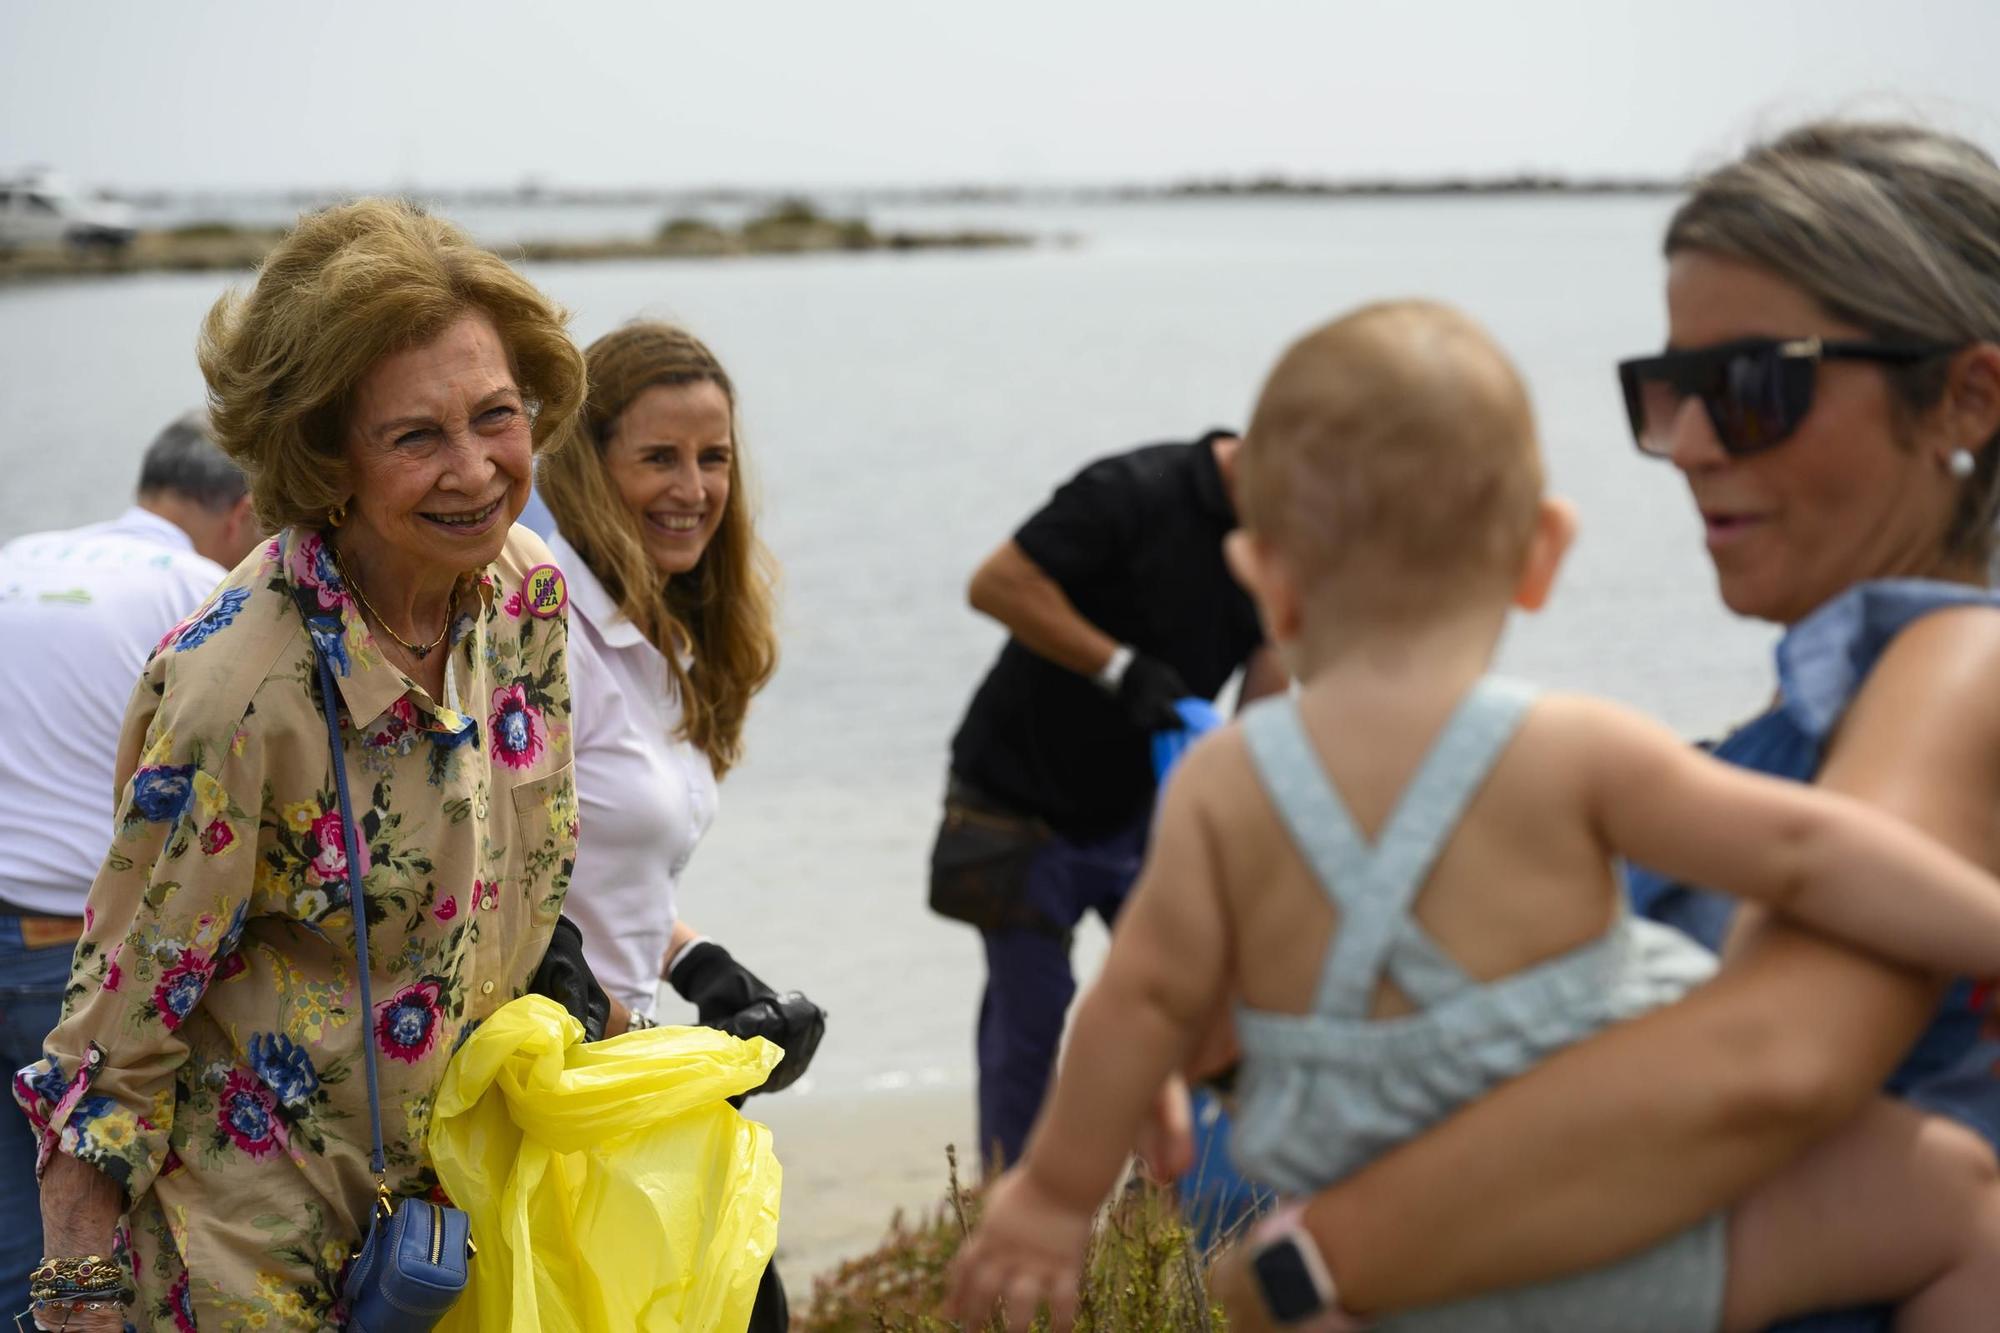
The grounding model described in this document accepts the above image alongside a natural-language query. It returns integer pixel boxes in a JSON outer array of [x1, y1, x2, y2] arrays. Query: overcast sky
[[4, 0, 1995, 191]]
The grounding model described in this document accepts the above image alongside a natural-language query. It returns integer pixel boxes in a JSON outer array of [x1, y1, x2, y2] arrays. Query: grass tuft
[[797, 1147, 1227, 1332]]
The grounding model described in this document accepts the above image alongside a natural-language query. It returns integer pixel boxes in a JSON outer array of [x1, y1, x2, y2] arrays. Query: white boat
[[0, 169, 137, 255]]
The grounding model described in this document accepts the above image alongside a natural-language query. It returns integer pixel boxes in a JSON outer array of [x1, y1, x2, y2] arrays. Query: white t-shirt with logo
[[0, 507, 227, 914]]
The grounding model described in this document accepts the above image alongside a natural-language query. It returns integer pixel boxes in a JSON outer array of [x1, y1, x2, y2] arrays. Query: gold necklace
[[329, 544, 455, 662]]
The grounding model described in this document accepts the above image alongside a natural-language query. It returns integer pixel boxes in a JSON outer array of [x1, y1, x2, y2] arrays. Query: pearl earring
[[1949, 449, 1977, 480]]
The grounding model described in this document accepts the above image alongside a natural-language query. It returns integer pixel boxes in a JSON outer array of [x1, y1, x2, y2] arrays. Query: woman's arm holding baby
[[1216, 612, 2000, 1323]]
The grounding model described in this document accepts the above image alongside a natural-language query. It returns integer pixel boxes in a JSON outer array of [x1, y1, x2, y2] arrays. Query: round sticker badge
[[522, 564, 568, 619]]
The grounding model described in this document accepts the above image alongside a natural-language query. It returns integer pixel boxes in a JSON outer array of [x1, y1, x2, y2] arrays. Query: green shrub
[[750, 196, 826, 228], [656, 215, 726, 244], [798, 1147, 1227, 1332]]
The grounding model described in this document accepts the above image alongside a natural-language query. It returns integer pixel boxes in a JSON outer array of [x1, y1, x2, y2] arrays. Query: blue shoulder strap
[[313, 634, 387, 1184]]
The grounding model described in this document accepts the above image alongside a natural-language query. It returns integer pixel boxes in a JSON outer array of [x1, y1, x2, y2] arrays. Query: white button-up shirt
[[0, 507, 226, 913], [550, 532, 719, 1017]]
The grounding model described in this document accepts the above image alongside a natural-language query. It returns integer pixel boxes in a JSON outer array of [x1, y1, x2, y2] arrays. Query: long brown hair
[[539, 322, 777, 775]]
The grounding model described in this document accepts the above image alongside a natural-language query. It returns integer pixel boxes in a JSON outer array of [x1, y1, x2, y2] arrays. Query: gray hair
[[1665, 121, 2000, 562], [136, 410, 249, 512]]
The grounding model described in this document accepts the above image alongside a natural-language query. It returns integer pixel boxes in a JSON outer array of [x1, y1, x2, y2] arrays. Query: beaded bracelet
[[25, 1293, 132, 1332]]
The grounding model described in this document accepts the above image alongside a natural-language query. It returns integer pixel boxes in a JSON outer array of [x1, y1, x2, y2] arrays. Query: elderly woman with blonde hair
[[13, 198, 584, 1330]]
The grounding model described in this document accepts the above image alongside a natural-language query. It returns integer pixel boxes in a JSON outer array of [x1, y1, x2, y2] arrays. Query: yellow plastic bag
[[429, 995, 783, 1333]]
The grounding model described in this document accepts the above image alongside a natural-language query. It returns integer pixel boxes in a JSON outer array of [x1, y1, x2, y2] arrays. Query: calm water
[[0, 197, 1777, 1100]]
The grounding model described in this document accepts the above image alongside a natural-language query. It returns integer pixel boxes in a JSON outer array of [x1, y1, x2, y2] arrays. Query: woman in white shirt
[[539, 319, 823, 1065], [541, 321, 823, 1330]]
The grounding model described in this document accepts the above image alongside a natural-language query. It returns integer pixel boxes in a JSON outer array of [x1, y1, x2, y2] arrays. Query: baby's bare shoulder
[[1485, 691, 1697, 820], [1161, 722, 1296, 876], [1162, 722, 1256, 808]]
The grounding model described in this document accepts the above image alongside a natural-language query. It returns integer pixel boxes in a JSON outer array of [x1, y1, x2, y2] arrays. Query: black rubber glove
[[670, 941, 826, 1099], [1114, 652, 1191, 732], [527, 915, 610, 1042]]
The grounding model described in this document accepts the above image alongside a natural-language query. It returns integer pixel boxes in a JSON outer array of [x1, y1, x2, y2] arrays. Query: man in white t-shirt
[[0, 411, 256, 1313]]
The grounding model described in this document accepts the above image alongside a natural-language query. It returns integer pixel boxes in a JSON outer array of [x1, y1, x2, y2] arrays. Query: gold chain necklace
[[329, 544, 455, 662]]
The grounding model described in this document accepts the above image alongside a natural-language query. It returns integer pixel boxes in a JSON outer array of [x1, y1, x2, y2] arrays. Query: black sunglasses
[[1617, 336, 1957, 458]]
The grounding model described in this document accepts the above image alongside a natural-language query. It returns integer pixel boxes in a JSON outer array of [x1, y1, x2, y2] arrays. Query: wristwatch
[[1247, 1203, 1369, 1329]]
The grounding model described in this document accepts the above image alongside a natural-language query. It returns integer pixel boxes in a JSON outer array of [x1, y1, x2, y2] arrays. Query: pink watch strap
[[1250, 1201, 1371, 1330]]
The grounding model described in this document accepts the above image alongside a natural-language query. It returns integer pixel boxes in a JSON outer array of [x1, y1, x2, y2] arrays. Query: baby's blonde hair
[[1239, 300, 1542, 617]]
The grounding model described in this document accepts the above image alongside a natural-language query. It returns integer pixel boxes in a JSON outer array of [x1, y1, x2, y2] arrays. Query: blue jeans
[[0, 917, 74, 1320], [975, 814, 1148, 1170]]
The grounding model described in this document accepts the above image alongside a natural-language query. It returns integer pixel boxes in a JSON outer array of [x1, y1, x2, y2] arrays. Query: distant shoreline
[[0, 176, 1682, 286], [0, 201, 1032, 286], [99, 173, 1687, 211]]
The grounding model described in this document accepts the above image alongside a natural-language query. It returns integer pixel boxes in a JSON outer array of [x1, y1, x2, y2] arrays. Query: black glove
[[1113, 652, 1191, 732], [527, 915, 610, 1043], [670, 941, 826, 1100]]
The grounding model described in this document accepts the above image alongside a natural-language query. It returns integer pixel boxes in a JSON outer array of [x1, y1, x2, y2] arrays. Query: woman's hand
[[35, 1153, 129, 1332], [940, 1167, 1093, 1332], [527, 915, 611, 1041], [669, 941, 825, 1094]]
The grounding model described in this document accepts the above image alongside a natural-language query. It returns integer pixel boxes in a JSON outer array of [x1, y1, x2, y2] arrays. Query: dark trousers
[[975, 813, 1148, 1170], [0, 916, 74, 1319], [747, 1260, 787, 1333]]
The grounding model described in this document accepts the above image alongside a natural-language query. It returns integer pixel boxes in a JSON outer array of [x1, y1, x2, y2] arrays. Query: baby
[[945, 301, 2000, 1332]]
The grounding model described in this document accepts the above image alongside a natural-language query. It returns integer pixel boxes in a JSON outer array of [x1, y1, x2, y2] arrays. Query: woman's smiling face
[[1662, 250, 1962, 626], [341, 310, 533, 580], [602, 378, 734, 579]]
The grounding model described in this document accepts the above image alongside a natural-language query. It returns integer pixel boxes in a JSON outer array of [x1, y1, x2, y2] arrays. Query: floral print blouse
[[12, 525, 576, 1330]]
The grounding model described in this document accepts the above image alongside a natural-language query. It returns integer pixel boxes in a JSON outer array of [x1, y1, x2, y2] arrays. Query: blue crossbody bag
[[312, 640, 473, 1331]]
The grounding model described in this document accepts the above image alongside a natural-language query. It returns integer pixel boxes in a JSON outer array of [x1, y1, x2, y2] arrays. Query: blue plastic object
[[1178, 1086, 1276, 1251], [1150, 697, 1224, 781]]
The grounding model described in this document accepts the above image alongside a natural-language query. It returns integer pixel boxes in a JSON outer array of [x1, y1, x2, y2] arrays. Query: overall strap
[[314, 641, 387, 1181], [1354, 676, 1538, 1009], [1242, 695, 1399, 1018], [1241, 696, 1376, 913], [1240, 680, 1537, 1018]]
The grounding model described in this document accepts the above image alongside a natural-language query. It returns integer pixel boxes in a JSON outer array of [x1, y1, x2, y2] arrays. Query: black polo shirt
[[949, 433, 1264, 839]]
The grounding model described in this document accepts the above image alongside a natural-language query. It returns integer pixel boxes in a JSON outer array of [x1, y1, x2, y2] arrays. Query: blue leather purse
[[312, 640, 473, 1331]]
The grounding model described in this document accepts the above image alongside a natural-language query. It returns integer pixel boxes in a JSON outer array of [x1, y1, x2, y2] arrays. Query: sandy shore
[[752, 1083, 975, 1293]]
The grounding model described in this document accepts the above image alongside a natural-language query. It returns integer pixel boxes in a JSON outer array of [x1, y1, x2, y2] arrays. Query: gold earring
[[327, 501, 348, 528]]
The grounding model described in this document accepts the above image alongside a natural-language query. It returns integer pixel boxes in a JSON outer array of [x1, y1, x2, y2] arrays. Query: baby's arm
[[1576, 696, 2000, 977], [943, 735, 1236, 1329]]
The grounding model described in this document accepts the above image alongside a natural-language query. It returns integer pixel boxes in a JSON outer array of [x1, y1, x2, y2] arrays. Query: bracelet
[[30, 1293, 133, 1330], [1093, 644, 1134, 693], [28, 1256, 127, 1304]]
